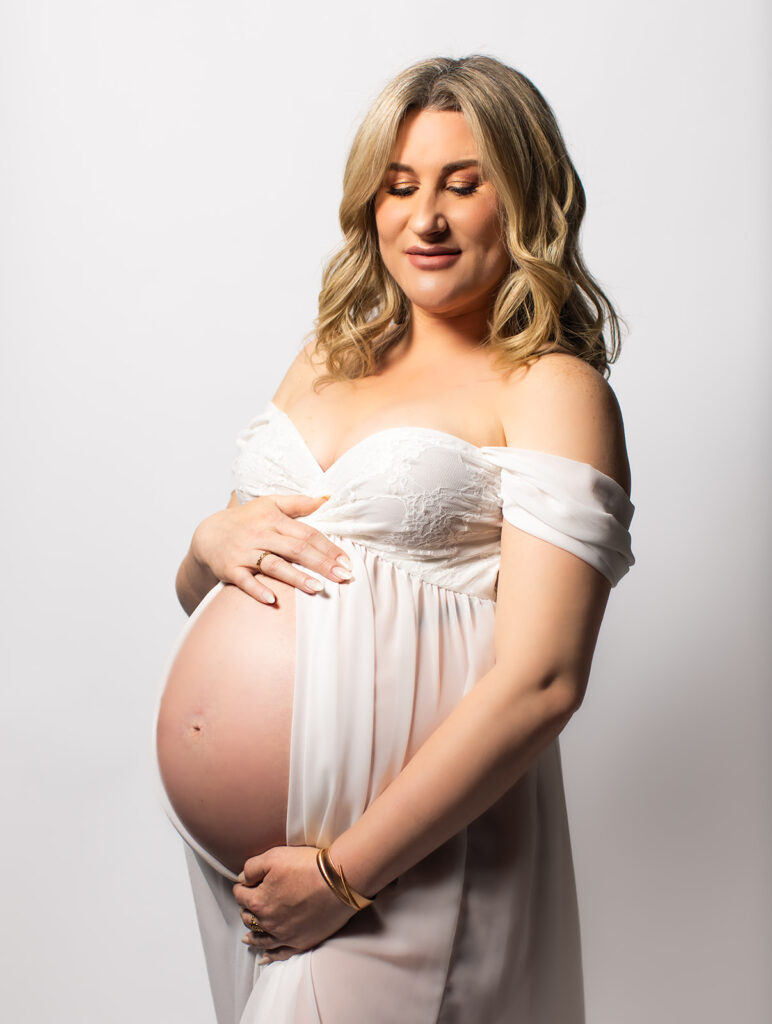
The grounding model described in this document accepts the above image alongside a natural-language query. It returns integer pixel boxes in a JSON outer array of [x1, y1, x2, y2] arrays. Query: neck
[[395, 301, 493, 366]]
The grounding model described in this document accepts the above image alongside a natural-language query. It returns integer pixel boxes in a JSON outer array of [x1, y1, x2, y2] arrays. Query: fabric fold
[[479, 446, 635, 586]]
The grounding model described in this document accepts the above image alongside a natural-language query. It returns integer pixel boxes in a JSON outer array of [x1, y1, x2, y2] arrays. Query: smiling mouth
[[405, 249, 462, 269]]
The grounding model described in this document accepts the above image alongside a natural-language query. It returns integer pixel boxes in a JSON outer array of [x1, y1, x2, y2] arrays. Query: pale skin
[[178, 109, 631, 963]]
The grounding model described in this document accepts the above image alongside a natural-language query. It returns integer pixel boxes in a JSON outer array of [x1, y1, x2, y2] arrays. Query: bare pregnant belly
[[156, 582, 297, 876]]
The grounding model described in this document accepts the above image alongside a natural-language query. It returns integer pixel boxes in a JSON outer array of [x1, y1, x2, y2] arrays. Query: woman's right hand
[[190, 493, 353, 605]]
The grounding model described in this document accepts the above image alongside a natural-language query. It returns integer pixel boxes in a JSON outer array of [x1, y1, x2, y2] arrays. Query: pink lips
[[405, 247, 461, 270]]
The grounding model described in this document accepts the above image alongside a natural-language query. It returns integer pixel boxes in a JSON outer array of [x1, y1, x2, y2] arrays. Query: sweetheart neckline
[[267, 400, 505, 475], [266, 401, 633, 504]]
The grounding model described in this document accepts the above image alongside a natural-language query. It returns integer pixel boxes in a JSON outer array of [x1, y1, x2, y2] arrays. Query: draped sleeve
[[480, 446, 636, 587]]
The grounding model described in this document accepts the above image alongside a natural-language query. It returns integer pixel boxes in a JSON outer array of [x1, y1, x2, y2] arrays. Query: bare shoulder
[[497, 352, 631, 494], [271, 336, 325, 406]]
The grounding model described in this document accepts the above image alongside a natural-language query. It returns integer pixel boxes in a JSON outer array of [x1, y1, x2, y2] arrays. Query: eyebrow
[[387, 160, 480, 174]]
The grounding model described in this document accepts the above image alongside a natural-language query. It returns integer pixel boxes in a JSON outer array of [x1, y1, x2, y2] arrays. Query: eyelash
[[386, 184, 480, 197]]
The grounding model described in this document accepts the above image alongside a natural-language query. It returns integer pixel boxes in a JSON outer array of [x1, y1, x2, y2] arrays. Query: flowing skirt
[[153, 539, 585, 1023]]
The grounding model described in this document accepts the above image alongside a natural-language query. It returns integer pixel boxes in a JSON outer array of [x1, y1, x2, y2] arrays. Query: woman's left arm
[[234, 356, 631, 960]]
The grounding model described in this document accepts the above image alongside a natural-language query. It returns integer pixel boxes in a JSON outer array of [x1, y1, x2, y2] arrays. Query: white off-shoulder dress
[[155, 399, 635, 1024]]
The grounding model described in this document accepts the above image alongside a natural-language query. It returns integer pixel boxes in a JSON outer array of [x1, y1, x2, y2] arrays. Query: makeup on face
[[374, 110, 510, 314]]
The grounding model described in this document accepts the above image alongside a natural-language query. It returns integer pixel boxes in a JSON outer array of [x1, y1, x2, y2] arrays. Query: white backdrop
[[1, 2, 769, 1021]]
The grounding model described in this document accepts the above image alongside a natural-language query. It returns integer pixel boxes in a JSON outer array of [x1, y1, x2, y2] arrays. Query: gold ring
[[255, 550, 270, 573], [248, 914, 267, 935]]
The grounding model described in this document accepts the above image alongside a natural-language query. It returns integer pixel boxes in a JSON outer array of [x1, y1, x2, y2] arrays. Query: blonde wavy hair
[[309, 54, 626, 388]]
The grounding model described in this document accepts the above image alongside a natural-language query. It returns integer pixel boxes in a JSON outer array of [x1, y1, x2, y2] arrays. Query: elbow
[[491, 664, 589, 744], [175, 561, 199, 617], [510, 668, 586, 735], [543, 672, 587, 729], [174, 568, 190, 615]]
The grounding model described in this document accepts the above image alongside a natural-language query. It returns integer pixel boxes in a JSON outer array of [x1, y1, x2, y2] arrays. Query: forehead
[[390, 109, 478, 165]]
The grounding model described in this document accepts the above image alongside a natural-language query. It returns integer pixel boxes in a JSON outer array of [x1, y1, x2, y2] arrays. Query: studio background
[[1, 1, 769, 1021]]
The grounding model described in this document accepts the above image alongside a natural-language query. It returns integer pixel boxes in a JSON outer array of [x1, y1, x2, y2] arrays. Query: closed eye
[[386, 183, 480, 197]]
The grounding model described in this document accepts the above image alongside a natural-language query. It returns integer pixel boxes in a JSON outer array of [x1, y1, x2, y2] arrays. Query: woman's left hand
[[232, 846, 358, 964]]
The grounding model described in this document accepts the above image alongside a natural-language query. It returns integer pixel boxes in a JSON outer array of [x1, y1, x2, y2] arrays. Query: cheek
[[375, 216, 405, 281], [458, 203, 505, 250], [465, 239, 509, 280], [375, 207, 401, 251], [479, 221, 510, 274]]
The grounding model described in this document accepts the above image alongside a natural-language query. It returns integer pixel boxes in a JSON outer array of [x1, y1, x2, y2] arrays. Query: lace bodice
[[231, 401, 635, 601]]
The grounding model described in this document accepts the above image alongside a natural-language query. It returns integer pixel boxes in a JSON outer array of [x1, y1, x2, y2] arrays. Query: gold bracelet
[[316, 847, 374, 911]]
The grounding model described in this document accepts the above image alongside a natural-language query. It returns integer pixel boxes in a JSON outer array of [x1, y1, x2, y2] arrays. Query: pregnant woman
[[154, 54, 635, 1023]]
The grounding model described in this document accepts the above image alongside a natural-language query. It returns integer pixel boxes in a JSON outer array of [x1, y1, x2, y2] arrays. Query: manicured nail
[[332, 566, 352, 580], [237, 871, 245, 883], [318, 494, 332, 502], [261, 590, 276, 604], [337, 554, 352, 569], [258, 955, 270, 966], [305, 578, 324, 593]]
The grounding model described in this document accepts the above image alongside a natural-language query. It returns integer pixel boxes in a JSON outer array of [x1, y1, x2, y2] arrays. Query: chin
[[408, 292, 476, 317], [402, 282, 461, 307]]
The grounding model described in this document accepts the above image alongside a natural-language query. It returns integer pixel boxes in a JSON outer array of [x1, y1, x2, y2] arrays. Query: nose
[[408, 189, 449, 237]]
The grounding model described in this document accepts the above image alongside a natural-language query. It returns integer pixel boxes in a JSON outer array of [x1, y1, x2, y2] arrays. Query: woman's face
[[373, 108, 511, 319]]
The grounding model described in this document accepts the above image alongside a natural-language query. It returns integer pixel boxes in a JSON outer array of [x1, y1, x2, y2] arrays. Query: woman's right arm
[[175, 489, 352, 617], [175, 491, 239, 616]]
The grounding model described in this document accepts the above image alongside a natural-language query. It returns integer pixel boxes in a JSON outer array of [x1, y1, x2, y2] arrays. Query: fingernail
[[305, 578, 324, 593], [332, 566, 353, 580], [237, 871, 245, 883], [318, 494, 332, 502], [337, 554, 352, 569], [258, 955, 270, 966]]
